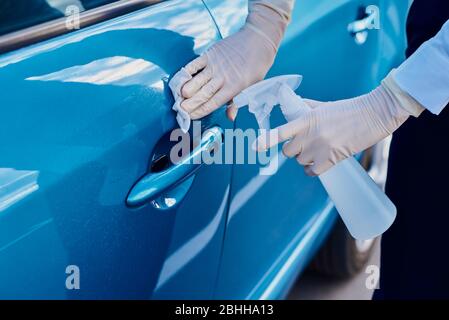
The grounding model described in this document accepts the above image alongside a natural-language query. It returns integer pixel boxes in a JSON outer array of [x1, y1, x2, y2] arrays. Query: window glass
[[0, 0, 119, 36]]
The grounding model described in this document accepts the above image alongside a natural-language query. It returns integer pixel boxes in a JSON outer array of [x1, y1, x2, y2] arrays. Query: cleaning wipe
[[169, 68, 192, 133]]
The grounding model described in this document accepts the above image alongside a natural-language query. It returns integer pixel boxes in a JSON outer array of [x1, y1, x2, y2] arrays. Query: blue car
[[0, 0, 410, 299]]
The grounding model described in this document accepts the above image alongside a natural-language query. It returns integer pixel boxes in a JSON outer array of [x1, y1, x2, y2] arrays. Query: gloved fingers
[[304, 159, 333, 177], [304, 165, 316, 177], [181, 67, 213, 99], [190, 88, 229, 120], [181, 77, 224, 113], [184, 54, 208, 76], [296, 152, 314, 166], [255, 116, 308, 151], [252, 129, 279, 152], [227, 101, 238, 122], [282, 134, 303, 158]]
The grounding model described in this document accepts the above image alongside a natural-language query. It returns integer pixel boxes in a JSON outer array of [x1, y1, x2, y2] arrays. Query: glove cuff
[[381, 69, 425, 117]]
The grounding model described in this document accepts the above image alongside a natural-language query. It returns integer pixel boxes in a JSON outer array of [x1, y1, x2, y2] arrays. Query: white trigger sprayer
[[234, 75, 397, 240]]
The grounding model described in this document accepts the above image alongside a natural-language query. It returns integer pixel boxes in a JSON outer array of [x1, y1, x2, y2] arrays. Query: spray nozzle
[[233, 75, 303, 130]]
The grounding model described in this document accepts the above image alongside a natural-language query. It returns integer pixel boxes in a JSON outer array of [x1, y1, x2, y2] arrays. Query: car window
[[0, 0, 119, 36]]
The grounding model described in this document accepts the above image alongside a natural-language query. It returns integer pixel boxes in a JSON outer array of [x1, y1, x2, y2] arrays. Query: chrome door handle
[[127, 126, 223, 207], [347, 6, 379, 45]]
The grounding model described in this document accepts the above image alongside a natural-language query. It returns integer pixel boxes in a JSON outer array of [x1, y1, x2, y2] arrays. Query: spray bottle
[[233, 75, 397, 240]]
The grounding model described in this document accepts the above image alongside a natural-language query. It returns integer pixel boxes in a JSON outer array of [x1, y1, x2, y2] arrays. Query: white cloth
[[168, 68, 192, 132], [395, 19, 449, 115]]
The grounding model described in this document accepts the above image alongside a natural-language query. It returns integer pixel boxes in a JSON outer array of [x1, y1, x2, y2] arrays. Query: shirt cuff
[[394, 20, 449, 115]]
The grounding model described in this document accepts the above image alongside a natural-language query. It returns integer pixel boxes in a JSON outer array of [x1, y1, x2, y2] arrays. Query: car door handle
[[347, 7, 378, 45], [126, 126, 223, 207]]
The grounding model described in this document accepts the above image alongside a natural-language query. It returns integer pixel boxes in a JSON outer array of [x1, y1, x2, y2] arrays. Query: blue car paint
[[0, 0, 410, 299]]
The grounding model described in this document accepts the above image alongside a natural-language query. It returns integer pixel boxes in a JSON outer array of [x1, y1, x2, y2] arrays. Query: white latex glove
[[255, 71, 425, 176], [178, 0, 294, 120]]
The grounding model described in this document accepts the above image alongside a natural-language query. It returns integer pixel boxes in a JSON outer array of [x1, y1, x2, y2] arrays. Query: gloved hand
[[255, 70, 425, 176], [178, 0, 294, 120]]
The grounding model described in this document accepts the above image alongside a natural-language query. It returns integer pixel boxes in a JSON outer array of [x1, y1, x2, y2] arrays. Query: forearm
[[247, 0, 295, 51], [250, 0, 294, 23]]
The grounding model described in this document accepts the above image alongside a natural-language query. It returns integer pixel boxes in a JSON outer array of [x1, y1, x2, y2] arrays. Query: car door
[[0, 0, 231, 299], [205, 0, 400, 299]]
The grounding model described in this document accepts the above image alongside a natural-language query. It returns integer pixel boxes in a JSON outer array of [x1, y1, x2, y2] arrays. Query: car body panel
[[0, 0, 232, 299]]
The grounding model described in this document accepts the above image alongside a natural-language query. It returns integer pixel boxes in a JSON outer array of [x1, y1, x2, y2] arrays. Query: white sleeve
[[394, 19, 449, 115]]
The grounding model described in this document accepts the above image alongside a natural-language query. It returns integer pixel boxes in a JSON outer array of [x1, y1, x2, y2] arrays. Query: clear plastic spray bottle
[[234, 75, 397, 240]]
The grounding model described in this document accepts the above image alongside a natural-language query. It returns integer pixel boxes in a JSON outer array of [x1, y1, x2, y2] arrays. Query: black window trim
[[0, 0, 163, 55]]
